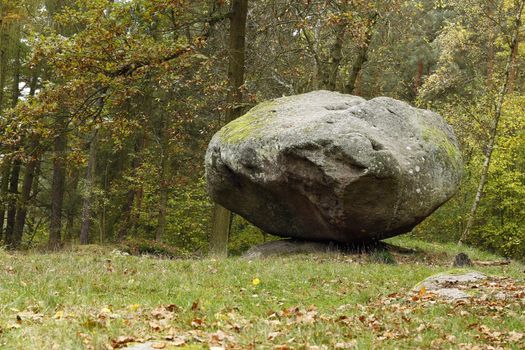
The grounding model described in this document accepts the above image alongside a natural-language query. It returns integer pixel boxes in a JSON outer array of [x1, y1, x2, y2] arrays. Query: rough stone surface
[[206, 90, 462, 242], [124, 342, 165, 350], [453, 252, 473, 267], [414, 271, 487, 300], [243, 239, 345, 259]]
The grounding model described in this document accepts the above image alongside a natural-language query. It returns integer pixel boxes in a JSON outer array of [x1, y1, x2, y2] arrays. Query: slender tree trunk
[[156, 122, 169, 242], [0, 161, 10, 240], [5, 160, 21, 248], [4, 34, 21, 248], [156, 182, 168, 242], [210, 0, 249, 257], [344, 13, 377, 94], [12, 64, 41, 248], [118, 133, 143, 241], [13, 160, 37, 248], [64, 170, 80, 242], [414, 59, 424, 96], [80, 131, 98, 244], [49, 117, 68, 250], [345, 47, 369, 95], [508, 33, 519, 93], [0, 26, 8, 110], [118, 191, 135, 242], [324, 24, 345, 91], [10, 25, 21, 109], [459, 0, 525, 244], [132, 186, 143, 236], [487, 0, 495, 86], [12, 140, 39, 248]]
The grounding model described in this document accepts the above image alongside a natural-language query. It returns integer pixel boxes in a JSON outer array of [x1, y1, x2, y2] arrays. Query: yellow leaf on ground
[[128, 304, 140, 312]]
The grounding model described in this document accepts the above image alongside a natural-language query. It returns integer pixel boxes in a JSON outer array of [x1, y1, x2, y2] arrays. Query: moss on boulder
[[205, 91, 463, 243]]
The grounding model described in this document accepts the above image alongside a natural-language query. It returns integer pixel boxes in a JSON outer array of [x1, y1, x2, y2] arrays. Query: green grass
[[0, 236, 524, 349]]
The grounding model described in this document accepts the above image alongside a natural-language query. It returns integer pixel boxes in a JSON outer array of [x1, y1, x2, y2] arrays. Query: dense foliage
[[0, 0, 524, 258]]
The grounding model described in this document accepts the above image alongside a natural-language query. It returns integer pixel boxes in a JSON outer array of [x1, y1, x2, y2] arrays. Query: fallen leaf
[[335, 340, 357, 349], [170, 336, 187, 346], [509, 331, 524, 341], [128, 304, 140, 312], [268, 331, 282, 340], [110, 336, 136, 349], [17, 310, 44, 323], [191, 318, 204, 328], [274, 346, 291, 350]]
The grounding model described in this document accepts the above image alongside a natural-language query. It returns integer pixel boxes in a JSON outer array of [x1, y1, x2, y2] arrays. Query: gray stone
[[124, 342, 162, 350], [205, 90, 462, 242], [419, 271, 487, 288], [414, 271, 487, 300], [243, 239, 344, 259], [432, 288, 470, 300], [453, 252, 472, 267]]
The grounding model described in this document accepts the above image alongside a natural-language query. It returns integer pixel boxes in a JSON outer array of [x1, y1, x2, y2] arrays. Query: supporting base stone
[[242, 239, 388, 259]]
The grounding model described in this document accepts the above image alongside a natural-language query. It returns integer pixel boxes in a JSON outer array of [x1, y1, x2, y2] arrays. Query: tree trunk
[[0, 26, 9, 237], [459, 0, 525, 244], [210, 0, 249, 257], [11, 64, 41, 248], [12, 141, 39, 248], [324, 24, 345, 91], [10, 25, 21, 109], [344, 13, 378, 95], [49, 117, 68, 250], [4, 33, 22, 248], [0, 26, 8, 110], [487, 0, 495, 86], [4, 160, 21, 248], [64, 170, 80, 242], [118, 133, 144, 242], [156, 182, 168, 242], [80, 131, 98, 244], [118, 190, 135, 242], [156, 122, 169, 242], [0, 161, 10, 240], [414, 59, 424, 96], [508, 33, 519, 93]]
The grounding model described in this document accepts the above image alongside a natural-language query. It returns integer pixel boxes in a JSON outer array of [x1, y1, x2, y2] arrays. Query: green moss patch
[[422, 127, 462, 169], [218, 100, 279, 144]]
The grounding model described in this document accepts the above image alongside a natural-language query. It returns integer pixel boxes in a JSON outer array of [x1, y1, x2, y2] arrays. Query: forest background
[[0, 0, 524, 258]]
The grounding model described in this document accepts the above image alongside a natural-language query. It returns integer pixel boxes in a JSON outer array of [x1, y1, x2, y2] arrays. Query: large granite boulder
[[205, 91, 462, 242]]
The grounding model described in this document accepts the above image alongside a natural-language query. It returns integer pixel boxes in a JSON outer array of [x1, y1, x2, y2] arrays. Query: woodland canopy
[[0, 0, 524, 258]]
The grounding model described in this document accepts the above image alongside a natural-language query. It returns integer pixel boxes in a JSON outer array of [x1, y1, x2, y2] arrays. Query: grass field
[[0, 236, 523, 349]]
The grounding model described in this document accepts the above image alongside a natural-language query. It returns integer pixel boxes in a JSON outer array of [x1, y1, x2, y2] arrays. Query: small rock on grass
[[414, 271, 487, 300], [453, 253, 472, 267], [124, 342, 167, 350]]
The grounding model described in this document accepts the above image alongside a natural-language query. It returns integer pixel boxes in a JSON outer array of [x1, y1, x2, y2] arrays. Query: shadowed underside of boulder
[[205, 91, 463, 243], [242, 239, 390, 259]]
